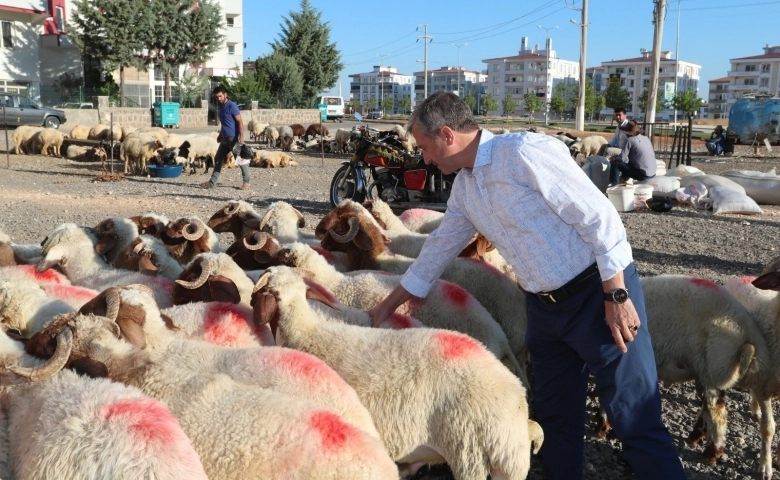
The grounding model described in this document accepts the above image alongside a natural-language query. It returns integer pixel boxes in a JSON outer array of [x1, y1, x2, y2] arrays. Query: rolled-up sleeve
[[400, 191, 476, 297]]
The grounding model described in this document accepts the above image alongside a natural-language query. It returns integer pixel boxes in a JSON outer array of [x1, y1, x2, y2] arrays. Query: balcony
[[727, 70, 760, 77]]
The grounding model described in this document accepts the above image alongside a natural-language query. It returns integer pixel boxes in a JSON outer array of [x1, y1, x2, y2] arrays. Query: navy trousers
[[209, 137, 251, 185], [609, 160, 652, 185], [526, 264, 685, 480]]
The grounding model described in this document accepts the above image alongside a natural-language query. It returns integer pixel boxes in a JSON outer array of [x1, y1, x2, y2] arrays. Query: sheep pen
[[2, 126, 780, 479]]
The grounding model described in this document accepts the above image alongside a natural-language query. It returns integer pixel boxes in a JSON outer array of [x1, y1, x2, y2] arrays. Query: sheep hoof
[[702, 443, 724, 465]]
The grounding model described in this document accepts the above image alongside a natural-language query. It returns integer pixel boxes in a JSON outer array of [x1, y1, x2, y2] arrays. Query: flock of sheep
[[3, 196, 780, 478]]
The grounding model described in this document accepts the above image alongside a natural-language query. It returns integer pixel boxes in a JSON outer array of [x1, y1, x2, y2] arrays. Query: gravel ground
[[2, 127, 780, 479]]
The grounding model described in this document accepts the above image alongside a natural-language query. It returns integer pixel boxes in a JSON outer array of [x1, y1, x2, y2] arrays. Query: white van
[[316, 95, 344, 122]]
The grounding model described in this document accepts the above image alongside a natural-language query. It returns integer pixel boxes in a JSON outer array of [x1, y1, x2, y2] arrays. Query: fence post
[[686, 115, 693, 166], [110, 112, 114, 175], [4, 106, 8, 169]]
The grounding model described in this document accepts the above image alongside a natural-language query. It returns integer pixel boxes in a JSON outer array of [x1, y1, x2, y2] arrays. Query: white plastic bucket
[[633, 184, 654, 200], [607, 186, 635, 212]]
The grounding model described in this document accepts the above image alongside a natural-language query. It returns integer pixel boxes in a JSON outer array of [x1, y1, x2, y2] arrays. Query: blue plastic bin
[[153, 102, 180, 128]]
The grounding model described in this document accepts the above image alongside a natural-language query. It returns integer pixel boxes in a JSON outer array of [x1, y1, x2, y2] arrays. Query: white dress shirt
[[400, 129, 633, 296], [609, 119, 629, 148]]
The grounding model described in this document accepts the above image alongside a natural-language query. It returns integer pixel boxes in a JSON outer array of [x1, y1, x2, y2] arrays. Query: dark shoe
[[200, 181, 214, 189], [238, 183, 251, 190]]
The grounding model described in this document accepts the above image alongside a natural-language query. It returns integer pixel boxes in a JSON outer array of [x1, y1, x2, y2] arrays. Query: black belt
[[536, 263, 601, 305]]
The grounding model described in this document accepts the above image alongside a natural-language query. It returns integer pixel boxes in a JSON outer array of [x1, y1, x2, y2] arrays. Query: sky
[[243, 0, 780, 99]]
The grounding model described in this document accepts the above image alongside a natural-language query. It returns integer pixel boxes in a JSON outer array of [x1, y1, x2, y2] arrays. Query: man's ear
[[440, 126, 455, 145]]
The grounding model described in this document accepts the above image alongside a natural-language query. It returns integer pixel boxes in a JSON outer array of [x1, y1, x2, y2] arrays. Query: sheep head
[[128, 214, 168, 237], [112, 237, 159, 276], [172, 255, 241, 305], [752, 272, 780, 292], [77, 285, 155, 349], [225, 231, 281, 270], [93, 219, 120, 256], [315, 201, 378, 240], [160, 217, 212, 265], [37, 225, 98, 273], [207, 201, 263, 239], [320, 214, 388, 257]]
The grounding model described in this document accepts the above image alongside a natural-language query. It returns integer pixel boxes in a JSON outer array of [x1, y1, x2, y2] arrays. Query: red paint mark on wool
[[43, 284, 98, 303], [308, 410, 356, 451], [441, 281, 470, 308], [103, 399, 179, 444], [388, 313, 415, 329], [303, 279, 337, 303], [8, 265, 68, 284], [738, 276, 757, 284], [204, 302, 251, 345], [311, 246, 336, 264], [434, 331, 481, 359], [399, 208, 433, 223], [465, 257, 505, 278], [690, 278, 721, 291], [273, 350, 336, 383]]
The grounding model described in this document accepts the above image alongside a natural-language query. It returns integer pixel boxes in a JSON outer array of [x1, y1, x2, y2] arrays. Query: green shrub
[[503, 119, 514, 124]]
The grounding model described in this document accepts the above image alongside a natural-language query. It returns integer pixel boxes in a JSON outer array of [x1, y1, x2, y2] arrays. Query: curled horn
[[224, 203, 240, 215], [182, 218, 206, 241], [104, 289, 121, 322], [243, 232, 270, 251], [293, 208, 305, 228], [133, 241, 145, 254], [10, 328, 73, 382], [128, 284, 155, 298], [175, 259, 213, 289], [252, 270, 273, 294], [327, 217, 360, 244], [258, 209, 274, 230]]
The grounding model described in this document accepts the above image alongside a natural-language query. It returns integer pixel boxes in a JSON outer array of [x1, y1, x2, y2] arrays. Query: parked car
[[56, 102, 93, 109], [366, 111, 384, 120], [0, 93, 67, 129]]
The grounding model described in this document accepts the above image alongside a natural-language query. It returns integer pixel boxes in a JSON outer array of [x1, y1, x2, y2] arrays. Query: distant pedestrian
[[608, 120, 657, 186], [200, 85, 250, 190], [706, 125, 725, 156]]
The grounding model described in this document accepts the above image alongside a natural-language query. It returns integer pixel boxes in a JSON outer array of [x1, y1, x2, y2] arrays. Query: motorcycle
[[329, 113, 457, 211]]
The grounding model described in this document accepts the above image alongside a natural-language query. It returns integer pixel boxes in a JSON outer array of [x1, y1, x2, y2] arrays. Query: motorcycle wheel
[[330, 165, 365, 208]]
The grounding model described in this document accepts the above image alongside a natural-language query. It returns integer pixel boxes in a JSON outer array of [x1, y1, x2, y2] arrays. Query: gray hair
[[407, 91, 479, 139]]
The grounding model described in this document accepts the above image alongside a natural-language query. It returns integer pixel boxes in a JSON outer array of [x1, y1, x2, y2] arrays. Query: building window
[[642, 79, 649, 87], [493, 87, 500, 95], [643, 67, 650, 75], [761, 78, 769, 86], [744, 78, 756, 85], [629, 79, 635, 88], [227, 45, 235, 55], [762, 64, 770, 72], [55, 7, 65, 32], [1, 21, 13, 48], [628, 68, 634, 75], [226, 16, 234, 27], [493, 64, 501, 72], [745, 65, 757, 72], [615, 68, 624, 74]]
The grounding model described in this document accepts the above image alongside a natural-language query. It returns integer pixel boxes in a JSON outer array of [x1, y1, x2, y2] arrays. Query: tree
[[523, 93, 541, 115], [68, 0, 149, 106], [219, 70, 270, 108], [672, 87, 704, 116], [588, 94, 606, 121], [368, 95, 377, 110], [482, 94, 498, 114], [463, 92, 476, 112], [51, 72, 85, 103], [349, 97, 362, 114], [502, 95, 517, 117], [398, 96, 412, 114], [603, 81, 632, 111], [255, 52, 303, 108], [271, 0, 343, 106], [381, 96, 394, 113], [636, 88, 665, 115], [176, 69, 210, 107], [549, 83, 572, 119], [143, 0, 223, 102]]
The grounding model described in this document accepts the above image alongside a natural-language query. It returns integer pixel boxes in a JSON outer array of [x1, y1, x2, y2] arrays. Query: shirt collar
[[472, 128, 494, 169]]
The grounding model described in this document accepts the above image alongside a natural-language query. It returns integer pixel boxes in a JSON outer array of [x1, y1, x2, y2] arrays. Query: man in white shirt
[[369, 92, 684, 480], [598, 107, 629, 157]]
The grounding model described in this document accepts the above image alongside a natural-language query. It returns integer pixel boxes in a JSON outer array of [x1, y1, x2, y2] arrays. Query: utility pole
[[538, 25, 557, 126], [673, 0, 681, 125], [570, 0, 589, 131], [377, 53, 390, 113], [417, 24, 433, 103], [647, 0, 666, 131], [451, 43, 467, 97]]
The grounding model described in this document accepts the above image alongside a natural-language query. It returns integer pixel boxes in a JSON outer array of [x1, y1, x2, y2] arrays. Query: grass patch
[[503, 119, 514, 124]]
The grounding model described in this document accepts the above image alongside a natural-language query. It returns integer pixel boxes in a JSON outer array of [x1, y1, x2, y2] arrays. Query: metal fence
[[640, 117, 693, 167]]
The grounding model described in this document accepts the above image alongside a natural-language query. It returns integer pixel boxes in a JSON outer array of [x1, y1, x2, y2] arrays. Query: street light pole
[[673, 0, 681, 125], [417, 24, 433, 105], [569, 0, 589, 131], [537, 25, 557, 126], [451, 42, 467, 97], [377, 52, 390, 113]]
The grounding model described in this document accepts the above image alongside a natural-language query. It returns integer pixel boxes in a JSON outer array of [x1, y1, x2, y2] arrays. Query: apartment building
[[706, 45, 780, 117], [348, 65, 414, 114], [412, 66, 487, 105], [707, 77, 731, 119], [0, 0, 81, 103], [481, 36, 579, 116], [592, 49, 701, 120]]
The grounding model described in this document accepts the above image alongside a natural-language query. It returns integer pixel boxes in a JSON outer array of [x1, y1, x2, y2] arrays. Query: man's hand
[[367, 285, 414, 328], [604, 299, 640, 353]]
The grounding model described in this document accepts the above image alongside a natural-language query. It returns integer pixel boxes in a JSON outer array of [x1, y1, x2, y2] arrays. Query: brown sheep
[[289, 124, 305, 139], [305, 124, 329, 140]]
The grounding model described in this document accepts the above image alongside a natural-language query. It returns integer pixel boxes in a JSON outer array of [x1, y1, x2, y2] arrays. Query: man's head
[[213, 85, 228, 105], [406, 91, 480, 174], [619, 120, 642, 137], [614, 108, 627, 124], [714, 125, 724, 133]]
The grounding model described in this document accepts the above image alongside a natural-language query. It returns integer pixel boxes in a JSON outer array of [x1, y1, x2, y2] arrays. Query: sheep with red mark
[[320, 213, 531, 389], [0, 230, 41, 265], [161, 301, 274, 347], [0, 264, 71, 286], [398, 207, 445, 234], [252, 266, 542, 480], [19, 310, 397, 479], [35, 224, 174, 307], [260, 241, 524, 377], [159, 216, 220, 266], [112, 236, 183, 281], [207, 200, 263, 242], [226, 231, 351, 273], [173, 253, 257, 307], [94, 217, 141, 264], [0, 278, 75, 336]]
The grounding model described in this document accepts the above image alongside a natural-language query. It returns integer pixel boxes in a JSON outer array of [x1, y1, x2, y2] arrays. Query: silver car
[[0, 93, 67, 129]]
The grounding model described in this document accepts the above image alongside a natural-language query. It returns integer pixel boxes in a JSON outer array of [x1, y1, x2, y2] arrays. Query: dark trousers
[[609, 160, 652, 185], [209, 137, 250, 185], [526, 264, 685, 480]]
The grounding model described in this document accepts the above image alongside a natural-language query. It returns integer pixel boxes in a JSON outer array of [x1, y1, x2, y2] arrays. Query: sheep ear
[[208, 275, 241, 304], [138, 255, 159, 276], [353, 231, 374, 251], [95, 234, 117, 255], [160, 313, 180, 331], [36, 255, 62, 273], [78, 291, 108, 317], [752, 272, 780, 291], [242, 216, 261, 230], [252, 293, 278, 338], [69, 357, 109, 379], [253, 250, 272, 265], [116, 306, 147, 349], [305, 287, 341, 311]]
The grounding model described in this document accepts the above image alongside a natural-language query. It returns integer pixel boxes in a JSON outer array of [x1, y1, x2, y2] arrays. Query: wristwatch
[[604, 288, 630, 304]]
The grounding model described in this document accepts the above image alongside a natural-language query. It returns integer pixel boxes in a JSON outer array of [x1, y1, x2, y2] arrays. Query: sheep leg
[[686, 409, 707, 446], [755, 395, 775, 480], [751, 392, 762, 422], [701, 388, 727, 465]]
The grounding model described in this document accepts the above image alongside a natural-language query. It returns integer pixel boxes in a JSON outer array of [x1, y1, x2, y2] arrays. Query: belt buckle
[[538, 292, 557, 304]]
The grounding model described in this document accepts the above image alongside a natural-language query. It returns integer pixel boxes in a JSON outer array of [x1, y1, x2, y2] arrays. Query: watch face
[[612, 288, 629, 303]]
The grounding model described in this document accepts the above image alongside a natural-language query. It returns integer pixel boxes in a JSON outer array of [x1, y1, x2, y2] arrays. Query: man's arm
[[234, 111, 245, 144], [602, 271, 640, 353]]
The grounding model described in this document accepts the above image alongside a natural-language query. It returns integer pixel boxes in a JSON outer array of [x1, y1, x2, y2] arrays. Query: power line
[[443, 5, 569, 44], [340, 30, 418, 57], [667, 0, 780, 10], [429, 0, 559, 35]]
